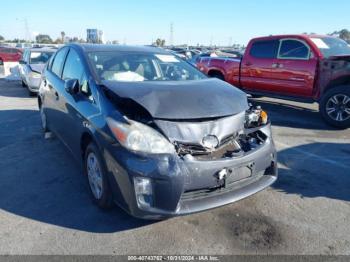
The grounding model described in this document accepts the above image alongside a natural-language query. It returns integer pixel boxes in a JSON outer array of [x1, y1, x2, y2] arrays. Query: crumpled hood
[[102, 78, 249, 120]]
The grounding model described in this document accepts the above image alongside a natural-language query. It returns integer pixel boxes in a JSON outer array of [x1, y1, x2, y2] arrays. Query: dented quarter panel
[[318, 55, 350, 98]]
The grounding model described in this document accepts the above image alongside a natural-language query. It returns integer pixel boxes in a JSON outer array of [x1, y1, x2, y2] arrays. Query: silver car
[[19, 48, 56, 96]]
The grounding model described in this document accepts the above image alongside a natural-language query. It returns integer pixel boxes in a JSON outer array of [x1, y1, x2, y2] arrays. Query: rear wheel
[[39, 105, 49, 132], [84, 142, 113, 209], [28, 89, 36, 97], [320, 86, 350, 129]]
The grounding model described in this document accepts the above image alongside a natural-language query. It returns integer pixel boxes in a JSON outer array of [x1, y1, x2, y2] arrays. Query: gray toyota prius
[[38, 44, 277, 219]]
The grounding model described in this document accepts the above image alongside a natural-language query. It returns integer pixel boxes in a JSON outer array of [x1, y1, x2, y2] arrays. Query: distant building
[[86, 29, 104, 44]]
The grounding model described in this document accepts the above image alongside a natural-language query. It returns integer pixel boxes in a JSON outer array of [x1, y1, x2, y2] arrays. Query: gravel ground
[[0, 79, 349, 255]]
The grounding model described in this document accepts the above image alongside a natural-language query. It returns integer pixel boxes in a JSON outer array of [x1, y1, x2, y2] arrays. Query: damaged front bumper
[[103, 124, 277, 219]]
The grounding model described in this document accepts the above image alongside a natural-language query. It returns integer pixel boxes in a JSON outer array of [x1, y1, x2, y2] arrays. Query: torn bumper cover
[[103, 123, 277, 219]]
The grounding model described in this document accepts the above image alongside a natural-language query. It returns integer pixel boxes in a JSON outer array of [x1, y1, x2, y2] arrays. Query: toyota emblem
[[202, 135, 219, 150]]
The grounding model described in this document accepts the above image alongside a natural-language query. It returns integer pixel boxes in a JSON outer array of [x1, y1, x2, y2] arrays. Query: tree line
[[1, 29, 350, 45]]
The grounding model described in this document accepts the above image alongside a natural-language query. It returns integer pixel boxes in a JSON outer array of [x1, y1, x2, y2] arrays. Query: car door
[[273, 38, 317, 97], [59, 48, 99, 158], [43, 47, 69, 135], [240, 39, 280, 93]]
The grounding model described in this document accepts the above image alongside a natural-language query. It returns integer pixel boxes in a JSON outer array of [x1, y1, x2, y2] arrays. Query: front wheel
[[84, 142, 114, 209], [320, 86, 350, 129]]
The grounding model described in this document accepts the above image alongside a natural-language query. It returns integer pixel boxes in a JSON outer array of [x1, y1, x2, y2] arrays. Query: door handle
[[272, 63, 284, 69]]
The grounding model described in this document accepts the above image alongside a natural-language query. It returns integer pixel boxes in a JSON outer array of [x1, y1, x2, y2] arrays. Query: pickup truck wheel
[[320, 86, 350, 129], [84, 142, 114, 209]]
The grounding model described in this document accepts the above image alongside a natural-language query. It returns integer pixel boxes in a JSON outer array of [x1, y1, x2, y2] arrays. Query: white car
[[19, 48, 56, 96]]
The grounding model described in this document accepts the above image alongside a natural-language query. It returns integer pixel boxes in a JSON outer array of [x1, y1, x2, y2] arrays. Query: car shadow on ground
[[0, 80, 31, 98], [0, 109, 153, 233], [250, 98, 339, 131], [274, 142, 350, 202]]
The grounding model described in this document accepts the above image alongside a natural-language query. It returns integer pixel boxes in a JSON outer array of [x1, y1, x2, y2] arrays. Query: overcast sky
[[1, 0, 349, 45]]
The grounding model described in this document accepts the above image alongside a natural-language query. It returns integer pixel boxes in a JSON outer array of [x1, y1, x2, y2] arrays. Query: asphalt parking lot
[[0, 79, 349, 255]]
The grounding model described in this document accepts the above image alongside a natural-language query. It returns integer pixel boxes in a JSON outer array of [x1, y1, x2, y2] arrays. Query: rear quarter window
[[249, 40, 279, 59]]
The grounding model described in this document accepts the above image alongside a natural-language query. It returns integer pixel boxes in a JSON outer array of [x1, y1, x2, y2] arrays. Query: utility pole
[[228, 37, 232, 47], [170, 22, 174, 46], [16, 17, 31, 42], [24, 18, 30, 42]]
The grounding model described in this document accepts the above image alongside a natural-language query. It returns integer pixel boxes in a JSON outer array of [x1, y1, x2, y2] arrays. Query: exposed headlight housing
[[245, 106, 268, 128], [106, 117, 175, 154]]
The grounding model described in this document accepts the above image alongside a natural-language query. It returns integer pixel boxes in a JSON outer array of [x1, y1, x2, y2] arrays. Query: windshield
[[30, 51, 54, 64], [311, 37, 350, 58], [87, 51, 207, 82]]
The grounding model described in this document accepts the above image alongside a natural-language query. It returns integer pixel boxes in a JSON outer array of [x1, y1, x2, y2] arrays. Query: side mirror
[[64, 79, 80, 95], [19, 60, 26, 65]]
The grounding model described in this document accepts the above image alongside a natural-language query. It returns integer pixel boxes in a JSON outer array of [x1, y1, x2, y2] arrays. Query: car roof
[[251, 34, 335, 42], [68, 43, 169, 54], [27, 47, 57, 52]]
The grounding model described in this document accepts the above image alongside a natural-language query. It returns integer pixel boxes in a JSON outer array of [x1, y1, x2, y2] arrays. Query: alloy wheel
[[86, 152, 103, 200], [325, 94, 350, 122]]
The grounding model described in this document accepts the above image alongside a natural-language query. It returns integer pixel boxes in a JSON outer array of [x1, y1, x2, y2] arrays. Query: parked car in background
[[218, 49, 243, 58], [188, 53, 212, 66], [15, 43, 32, 49], [197, 35, 350, 128], [0, 47, 22, 64], [19, 47, 56, 96], [38, 44, 277, 219]]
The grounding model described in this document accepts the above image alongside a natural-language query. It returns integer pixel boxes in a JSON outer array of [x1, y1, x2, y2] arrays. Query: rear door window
[[249, 40, 279, 59], [278, 39, 310, 59], [51, 48, 68, 78]]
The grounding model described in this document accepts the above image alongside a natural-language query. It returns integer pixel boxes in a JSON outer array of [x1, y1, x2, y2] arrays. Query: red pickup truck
[[196, 35, 350, 128]]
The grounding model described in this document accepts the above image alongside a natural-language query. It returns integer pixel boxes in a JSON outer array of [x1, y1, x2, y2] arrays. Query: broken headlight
[[245, 106, 268, 128], [106, 117, 175, 154]]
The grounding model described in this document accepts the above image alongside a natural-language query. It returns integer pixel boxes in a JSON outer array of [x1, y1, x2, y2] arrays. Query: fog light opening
[[134, 177, 153, 209]]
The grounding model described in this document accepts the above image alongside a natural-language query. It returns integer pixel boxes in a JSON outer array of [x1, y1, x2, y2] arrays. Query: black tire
[[84, 142, 114, 209], [249, 94, 263, 98], [28, 89, 36, 97], [39, 105, 49, 132], [320, 86, 350, 129]]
